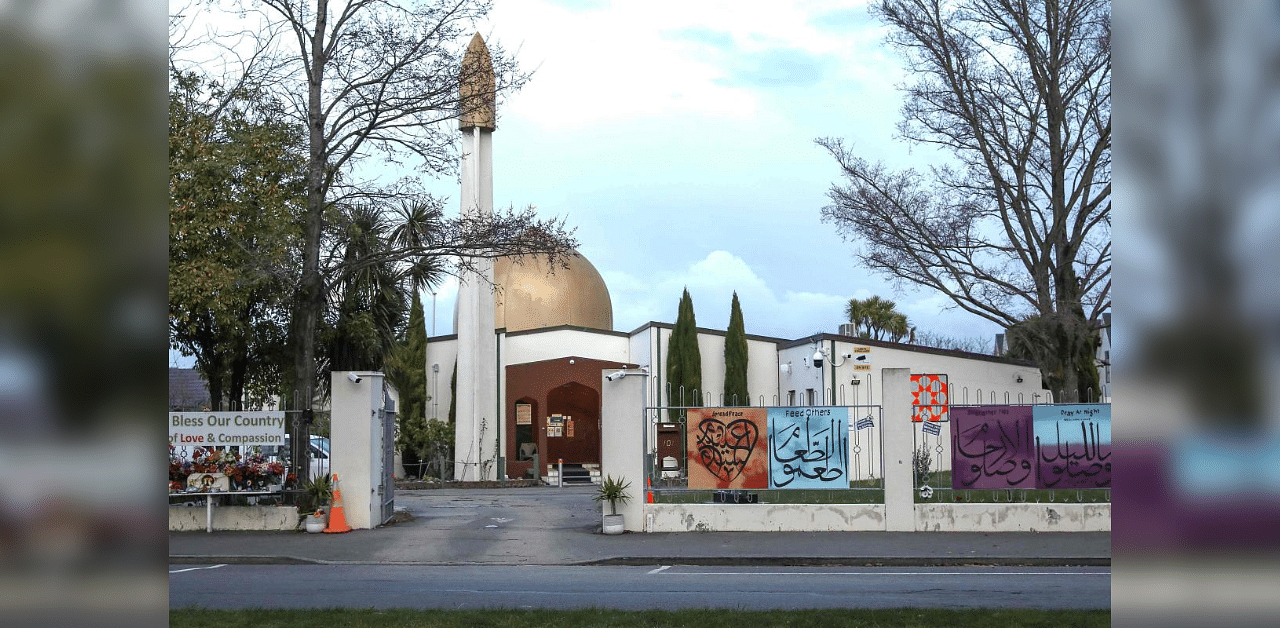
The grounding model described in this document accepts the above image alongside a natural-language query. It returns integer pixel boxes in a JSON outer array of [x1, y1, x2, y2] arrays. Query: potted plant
[[594, 475, 631, 535], [300, 474, 333, 533]]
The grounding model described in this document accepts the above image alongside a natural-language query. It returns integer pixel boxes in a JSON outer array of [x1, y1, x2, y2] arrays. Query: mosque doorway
[[545, 381, 600, 466]]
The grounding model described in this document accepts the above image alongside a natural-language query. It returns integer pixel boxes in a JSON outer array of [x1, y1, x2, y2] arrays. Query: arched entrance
[[504, 356, 638, 480], [545, 382, 600, 465]]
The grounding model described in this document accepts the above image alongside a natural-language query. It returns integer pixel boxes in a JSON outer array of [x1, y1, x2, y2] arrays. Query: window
[[806, 388, 816, 406], [787, 390, 795, 406]]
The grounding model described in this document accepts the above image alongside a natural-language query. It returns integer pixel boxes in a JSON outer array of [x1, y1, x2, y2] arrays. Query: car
[[276, 435, 330, 481]]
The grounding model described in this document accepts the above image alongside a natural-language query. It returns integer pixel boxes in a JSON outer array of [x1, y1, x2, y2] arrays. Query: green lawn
[[171, 608, 1110, 628]]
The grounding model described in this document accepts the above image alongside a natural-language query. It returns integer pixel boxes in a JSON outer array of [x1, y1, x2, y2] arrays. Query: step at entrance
[[558, 464, 594, 485]]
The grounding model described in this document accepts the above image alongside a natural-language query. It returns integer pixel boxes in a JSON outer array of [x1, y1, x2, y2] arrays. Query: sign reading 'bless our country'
[[169, 411, 286, 447]]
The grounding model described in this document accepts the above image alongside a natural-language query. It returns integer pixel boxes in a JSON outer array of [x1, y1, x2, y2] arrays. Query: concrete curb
[[584, 556, 1111, 567], [170, 555, 1109, 567]]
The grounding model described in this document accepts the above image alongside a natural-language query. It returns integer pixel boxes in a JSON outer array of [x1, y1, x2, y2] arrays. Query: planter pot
[[305, 513, 326, 533], [602, 514, 624, 535]]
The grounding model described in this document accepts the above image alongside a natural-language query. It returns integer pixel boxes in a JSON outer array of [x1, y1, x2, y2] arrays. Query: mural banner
[[767, 407, 849, 489], [686, 408, 768, 489], [911, 374, 949, 422], [1034, 404, 1111, 489], [950, 405, 1036, 489]]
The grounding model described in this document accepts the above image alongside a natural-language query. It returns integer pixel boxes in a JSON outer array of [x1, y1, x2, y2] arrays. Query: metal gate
[[378, 392, 396, 524]]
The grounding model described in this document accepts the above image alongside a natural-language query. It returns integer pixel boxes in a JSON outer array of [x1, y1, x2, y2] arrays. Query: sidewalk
[[169, 486, 1110, 567]]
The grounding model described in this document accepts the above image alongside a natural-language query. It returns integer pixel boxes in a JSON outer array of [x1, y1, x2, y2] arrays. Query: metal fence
[[644, 383, 884, 505], [911, 399, 1112, 505], [645, 384, 1109, 506]]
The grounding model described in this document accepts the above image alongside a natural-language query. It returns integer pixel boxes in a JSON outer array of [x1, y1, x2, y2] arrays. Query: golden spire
[[459, 33, 496, 131]]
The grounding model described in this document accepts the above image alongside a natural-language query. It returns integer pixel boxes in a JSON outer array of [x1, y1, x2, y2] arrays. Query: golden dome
[[489, 252, 613, 332]]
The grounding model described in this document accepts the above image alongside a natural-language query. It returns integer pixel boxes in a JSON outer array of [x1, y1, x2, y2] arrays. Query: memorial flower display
[[169, 445, 286, 491]]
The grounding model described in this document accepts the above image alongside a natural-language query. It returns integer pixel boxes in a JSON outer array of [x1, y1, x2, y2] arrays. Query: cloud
[[664, 27, 735, 50], [810, 7, 876, 31], [604, 250, 850, 339], [720, 48, 830, 88]]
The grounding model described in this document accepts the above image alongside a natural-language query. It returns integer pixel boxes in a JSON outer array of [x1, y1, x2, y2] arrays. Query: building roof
[[168, 367, 210, 411], [779, 332, 1037, 367]]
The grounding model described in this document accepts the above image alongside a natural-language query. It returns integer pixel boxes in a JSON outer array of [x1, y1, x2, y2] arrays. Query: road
[[169, 564, 1109, 610]]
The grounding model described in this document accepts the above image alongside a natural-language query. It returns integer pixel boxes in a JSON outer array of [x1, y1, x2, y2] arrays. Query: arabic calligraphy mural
[[951, 406, 1036, 489], [950, 404, 1112, 489], [686, 408, 768, 489], [911, 374, 949, 422], [768, 407, 849, 489], [1034, 404, 1111, 488]]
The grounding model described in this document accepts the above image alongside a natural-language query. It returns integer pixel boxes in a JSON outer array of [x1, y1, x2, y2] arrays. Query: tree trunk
[[288, 0, 330, 486]]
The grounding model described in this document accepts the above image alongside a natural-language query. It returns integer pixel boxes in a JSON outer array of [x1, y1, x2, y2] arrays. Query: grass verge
[[170, 607, 1110, 628]]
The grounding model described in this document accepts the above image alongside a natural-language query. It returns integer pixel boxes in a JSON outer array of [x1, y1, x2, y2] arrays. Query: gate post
[[882, 368, 915, 531], [331, 371, 385, 530], [600, 369, 646, 531]]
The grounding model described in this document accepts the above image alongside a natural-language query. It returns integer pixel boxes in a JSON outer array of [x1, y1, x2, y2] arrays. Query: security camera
[[347, 372, 362, 383], [606, 371, 625, 382], [812, 349, 824, 368]]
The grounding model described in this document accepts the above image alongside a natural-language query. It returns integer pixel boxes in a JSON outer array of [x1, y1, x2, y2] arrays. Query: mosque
[[430, 35, 1045, 483]]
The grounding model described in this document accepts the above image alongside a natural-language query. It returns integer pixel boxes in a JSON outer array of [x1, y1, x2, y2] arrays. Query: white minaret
[[454, 34, 499, 480]]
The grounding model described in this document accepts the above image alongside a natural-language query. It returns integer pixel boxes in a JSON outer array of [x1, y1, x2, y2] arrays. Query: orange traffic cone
[[324, 473, 352, 534], [646, 491, 654, 503]]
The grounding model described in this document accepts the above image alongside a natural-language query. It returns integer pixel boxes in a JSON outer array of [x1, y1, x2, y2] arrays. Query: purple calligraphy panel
[[950, 406, 1036, 489]]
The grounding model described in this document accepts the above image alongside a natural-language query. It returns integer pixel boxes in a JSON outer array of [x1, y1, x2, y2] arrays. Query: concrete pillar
[[330, 371, 384, 530], [600, 370, 646, 531], [881, 368, 915, 531]]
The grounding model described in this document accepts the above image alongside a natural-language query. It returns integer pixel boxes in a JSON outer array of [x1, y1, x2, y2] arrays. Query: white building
[[427, 251, 1046, 482]]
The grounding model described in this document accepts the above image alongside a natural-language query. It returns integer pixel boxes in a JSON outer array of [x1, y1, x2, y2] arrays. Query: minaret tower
[[454, 33, 498, 480]]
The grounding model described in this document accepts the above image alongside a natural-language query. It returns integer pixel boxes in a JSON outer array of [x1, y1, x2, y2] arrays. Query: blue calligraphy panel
[[1033, 404, 1111, 489], [767, 407, 849, 489]]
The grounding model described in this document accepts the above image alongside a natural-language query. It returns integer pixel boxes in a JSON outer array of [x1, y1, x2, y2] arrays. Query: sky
[[421, 0, 995, 342], [171, 0, 1005, 367]]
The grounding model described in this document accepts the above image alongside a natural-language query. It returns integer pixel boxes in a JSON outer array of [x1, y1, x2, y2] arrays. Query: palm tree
[[325, 203, 407, 373], [844, 298, 868, 337], [846, 296, 912, 342], [390, 198, 448, 295]]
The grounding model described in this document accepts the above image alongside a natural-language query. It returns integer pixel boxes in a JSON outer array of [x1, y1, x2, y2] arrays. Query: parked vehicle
[[276, 435, 330, 481]]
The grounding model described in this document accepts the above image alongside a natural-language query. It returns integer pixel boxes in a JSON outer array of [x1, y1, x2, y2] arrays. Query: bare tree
[[171, 1, 578, 482], [911, 330, 991, 355], [819, 0, 1109, 399]]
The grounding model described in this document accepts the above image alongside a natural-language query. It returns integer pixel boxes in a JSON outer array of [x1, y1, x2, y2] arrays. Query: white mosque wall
[[649, 327, 788, 409], [746, 337, 783, 407], [692, 332, 726, 407], [778, 344, 824, 406], [825, 338, 1046, 408], [504, 328, 630, 366], [424, 337, 457, 423], [627, 330, 656, 406]]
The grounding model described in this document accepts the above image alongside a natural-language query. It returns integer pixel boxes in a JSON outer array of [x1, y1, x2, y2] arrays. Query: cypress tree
[[385, 297, 428, 474], [723, 292, 749, 406], [666, 288, 703, 419], [448, 360, 457, 424]]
